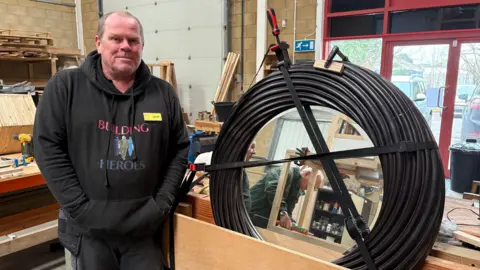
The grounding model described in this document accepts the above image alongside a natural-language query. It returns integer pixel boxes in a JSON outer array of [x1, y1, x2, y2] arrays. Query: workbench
[[0, 153, 59, 258], [1, 152, 478, 270], [443, 196, 480, 238]]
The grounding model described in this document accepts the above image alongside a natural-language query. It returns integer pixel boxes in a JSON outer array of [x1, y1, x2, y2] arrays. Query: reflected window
[[328, 38, 382, 74], [329, 14, 384, 37], [390, 5, 480, 34], [330, 0, 384, 13]]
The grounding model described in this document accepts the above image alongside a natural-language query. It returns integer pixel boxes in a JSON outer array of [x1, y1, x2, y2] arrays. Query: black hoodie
[[33, 50, 190, 239]]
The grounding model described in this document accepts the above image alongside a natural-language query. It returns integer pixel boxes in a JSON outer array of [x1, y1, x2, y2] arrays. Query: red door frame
[[383, 39, 456, 178], [380, 32, 480, 178]]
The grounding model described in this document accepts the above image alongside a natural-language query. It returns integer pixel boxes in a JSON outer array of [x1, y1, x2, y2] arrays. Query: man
[[249, 166, 322, 230], [33, 11, 189, 270]]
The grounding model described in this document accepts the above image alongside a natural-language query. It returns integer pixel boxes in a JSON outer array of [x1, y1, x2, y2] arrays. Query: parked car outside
[[455, 84, 475, 119], [391, 75, 429, 121], [461, 84, 480, 142]]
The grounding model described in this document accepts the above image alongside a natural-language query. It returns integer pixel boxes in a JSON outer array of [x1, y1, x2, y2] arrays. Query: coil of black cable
[[209, 60, 445, 269]]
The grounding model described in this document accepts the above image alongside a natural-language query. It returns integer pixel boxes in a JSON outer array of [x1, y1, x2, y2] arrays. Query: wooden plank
[[218, 53, 240, 103], [0, 204, 59, 236], [162, 214, 345, 269], [453, 231, 480, 248], [267, 225, 349, 254], [267, 152, 293, 229], [0, 220, 58, 257], [463, 193, 480, 200], [184, 192, 215, 224], [443, 197, 480, 237], [50, 58, 57, 75], [422, 256, 478, 270], [194, 120, 223, 133], [471, 181, 480, 193], [313, 60, 344, 74], [334, 133, 365, 140], [298, 168, 319, 228], [46, 47, 81, 56], [0, 43, 48, 48], [212, 53, 232, 107], [430, 242, 480, 269], [256, 227, 343, 262], [0, 56, 52, 62], [0, 95, 36, 154]]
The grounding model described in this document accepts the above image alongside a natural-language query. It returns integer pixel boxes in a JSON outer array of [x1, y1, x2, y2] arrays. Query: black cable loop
[[207, 60, 445, 269]]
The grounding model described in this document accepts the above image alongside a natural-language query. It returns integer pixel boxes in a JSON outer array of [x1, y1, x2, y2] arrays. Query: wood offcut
[[147, 61, 179, 98], [211, 52, 240, 114], [313, 60, 344, 74], [0, 94, 36, 155]]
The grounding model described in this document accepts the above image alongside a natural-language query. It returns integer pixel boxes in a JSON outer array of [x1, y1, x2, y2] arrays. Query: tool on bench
[[275, 220, 309, 235], [12, 133, 34, 161], [3, 133, 35, 168]]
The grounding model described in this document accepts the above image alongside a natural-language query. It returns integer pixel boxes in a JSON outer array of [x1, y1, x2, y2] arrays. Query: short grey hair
[[97, 11, 144, 43]]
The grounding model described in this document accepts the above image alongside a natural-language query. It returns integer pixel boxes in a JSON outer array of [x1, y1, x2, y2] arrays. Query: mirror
[[414, 93, 426, 102], [243, 106, 384, 261]]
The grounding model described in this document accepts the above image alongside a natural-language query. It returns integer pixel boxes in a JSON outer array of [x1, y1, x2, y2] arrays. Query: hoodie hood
[[80, 50, 152, 96], [80, 50, 153, 187]]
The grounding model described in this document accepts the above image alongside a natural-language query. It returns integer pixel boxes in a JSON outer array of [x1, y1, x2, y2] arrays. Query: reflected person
[[249, 166, 323, 229]]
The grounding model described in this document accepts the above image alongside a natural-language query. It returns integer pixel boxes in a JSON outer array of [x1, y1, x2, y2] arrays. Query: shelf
[[311, 228, 342, 238], [0, 57, 53, 62], [315, 208, 344, 217]]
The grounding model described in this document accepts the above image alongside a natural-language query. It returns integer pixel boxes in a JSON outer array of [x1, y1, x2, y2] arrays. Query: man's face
[[96, 14, 143, 78], [246, 142, 256, 161]]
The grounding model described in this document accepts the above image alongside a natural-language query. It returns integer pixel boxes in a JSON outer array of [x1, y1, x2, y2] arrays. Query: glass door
[[454, 41, 480, 145], [384, 40, 456, 177]]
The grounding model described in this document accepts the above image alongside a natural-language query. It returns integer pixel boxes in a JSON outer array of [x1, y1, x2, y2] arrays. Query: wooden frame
[[263, 149, 350, 252], [146, 62, 179, 98]]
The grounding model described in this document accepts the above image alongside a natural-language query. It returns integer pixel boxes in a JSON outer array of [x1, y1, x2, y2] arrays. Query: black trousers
[[70, 235, 165, 270]]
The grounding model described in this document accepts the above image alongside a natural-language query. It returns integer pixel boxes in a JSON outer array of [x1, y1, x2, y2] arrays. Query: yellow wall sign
[[143, 113, 162, 121]]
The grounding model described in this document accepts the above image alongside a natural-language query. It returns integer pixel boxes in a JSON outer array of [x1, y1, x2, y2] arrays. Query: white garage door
[[102, 0, 227, 118]]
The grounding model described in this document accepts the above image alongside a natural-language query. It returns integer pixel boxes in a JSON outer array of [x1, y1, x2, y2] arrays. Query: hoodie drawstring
[[104, 95, 116, 187], [130, 89, 137, 161]]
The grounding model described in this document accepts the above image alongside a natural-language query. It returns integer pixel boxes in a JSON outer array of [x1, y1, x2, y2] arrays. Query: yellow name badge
[[143, 112, 162, 121]]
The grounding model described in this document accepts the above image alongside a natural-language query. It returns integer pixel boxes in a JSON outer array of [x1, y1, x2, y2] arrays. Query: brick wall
[[229, 0, 317, 100], [231, 1, 319, 186], [229, 0, 257, 101], [0, 0, 77, 48], [266, 0, 317, 62], [81, 0, 98, 53]]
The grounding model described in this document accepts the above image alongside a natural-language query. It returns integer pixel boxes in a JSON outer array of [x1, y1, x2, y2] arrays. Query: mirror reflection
[[244, 107, 384, 257]]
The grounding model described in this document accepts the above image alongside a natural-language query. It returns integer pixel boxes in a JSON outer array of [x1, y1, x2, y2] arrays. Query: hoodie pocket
[[58, 211, 82, 256], [76, 197, 165, 238]]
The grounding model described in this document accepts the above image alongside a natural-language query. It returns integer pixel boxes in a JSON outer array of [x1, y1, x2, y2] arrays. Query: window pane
[[390, 4, 480, 34], [391, 44, 450, 145], [330, 0, 385, 13], [328, 38, 383, 73], [457, 43, 480, 146], [329, 14, 384, 37]]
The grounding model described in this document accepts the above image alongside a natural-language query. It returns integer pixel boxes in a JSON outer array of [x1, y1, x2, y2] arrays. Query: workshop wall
[[266, 0, 317, 63], [230, 0, 257, 101], [0, 0, 78, 48], [229, 0, 317, 101], [246, 120, 276, 186], [81, 0, 98, 53], [230, 0, 318, 179]]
